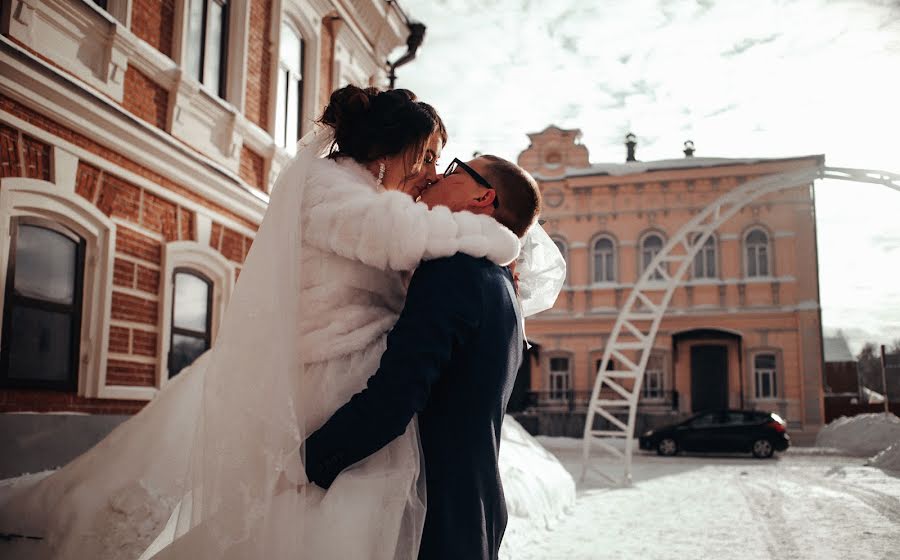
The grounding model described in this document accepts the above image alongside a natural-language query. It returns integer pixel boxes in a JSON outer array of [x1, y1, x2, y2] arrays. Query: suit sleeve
[[303, 255, 483, 489]]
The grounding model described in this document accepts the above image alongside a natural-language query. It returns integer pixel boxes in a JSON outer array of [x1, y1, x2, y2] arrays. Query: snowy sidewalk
[[502, 443, 900, 560]]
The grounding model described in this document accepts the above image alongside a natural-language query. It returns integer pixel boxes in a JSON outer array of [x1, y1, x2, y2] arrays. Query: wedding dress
[[0, 128, 565, 560]]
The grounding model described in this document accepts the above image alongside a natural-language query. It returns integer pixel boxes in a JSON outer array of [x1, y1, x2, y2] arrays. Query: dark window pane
[[7, 306, 73, 382], [14, 225, 77, 304], [755, 354, 776, 369], [550, 357, 568, 371], [173, 272, 210, 331], [170, 333, 208, 377], [761, 374, 771, 396]]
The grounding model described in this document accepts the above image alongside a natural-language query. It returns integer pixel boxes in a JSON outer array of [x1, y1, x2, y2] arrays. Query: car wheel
[[657, 438, 678, 457], [752, 439, 774, 459]]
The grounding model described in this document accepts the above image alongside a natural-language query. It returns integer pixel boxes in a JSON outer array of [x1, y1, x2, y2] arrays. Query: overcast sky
[[395, 0, 900, 354]]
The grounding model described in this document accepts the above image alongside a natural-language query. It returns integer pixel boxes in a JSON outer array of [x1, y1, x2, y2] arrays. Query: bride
[[0, 85, 564, 559]]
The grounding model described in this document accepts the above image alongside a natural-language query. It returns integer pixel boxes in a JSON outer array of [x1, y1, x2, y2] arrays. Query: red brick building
[[0, 0, 416, 423]]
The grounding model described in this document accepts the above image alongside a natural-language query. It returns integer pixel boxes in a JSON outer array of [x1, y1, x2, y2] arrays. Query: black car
[[639, 410, 790, 458]]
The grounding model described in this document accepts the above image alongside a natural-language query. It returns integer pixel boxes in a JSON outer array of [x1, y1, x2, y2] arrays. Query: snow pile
[[499, 416, 575, 526], [815, 413, 900, 457], [869, 441, 900, 472]]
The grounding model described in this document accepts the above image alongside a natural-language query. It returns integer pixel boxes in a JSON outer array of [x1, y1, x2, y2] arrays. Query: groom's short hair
[[480, 155, 541, 238]]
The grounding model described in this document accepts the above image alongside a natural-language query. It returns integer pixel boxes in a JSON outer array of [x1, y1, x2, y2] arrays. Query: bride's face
[[380, 133, 443, 200]]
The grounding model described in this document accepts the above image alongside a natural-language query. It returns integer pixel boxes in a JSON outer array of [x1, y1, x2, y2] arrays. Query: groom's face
[[419, 157, 497, 214]]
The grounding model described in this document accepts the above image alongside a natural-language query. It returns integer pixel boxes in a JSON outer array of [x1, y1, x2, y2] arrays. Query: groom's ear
[[469, 189, 496, 210]]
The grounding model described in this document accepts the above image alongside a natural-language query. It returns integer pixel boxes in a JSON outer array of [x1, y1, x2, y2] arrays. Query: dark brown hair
[[480, 155, 542, 238], [318, 85, 446, 181]]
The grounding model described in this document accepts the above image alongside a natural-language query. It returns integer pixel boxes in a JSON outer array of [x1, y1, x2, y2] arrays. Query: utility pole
[[881, 345, 889, 414]]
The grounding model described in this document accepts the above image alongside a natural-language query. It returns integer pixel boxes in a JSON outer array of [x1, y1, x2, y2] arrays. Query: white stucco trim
[[0, 178, 115, 399]]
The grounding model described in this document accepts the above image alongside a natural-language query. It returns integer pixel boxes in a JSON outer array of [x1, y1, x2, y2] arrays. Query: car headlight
[[642, 430, 654, 437]]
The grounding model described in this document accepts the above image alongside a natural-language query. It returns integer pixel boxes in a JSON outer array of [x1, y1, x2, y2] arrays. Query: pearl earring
[[377, 162, 386, 187]]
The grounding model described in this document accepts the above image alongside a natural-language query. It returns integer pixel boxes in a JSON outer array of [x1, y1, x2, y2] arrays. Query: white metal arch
[[581, 166, 900, 484]]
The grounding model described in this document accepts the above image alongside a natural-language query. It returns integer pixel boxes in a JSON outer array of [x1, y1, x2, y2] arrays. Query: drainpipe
[[387, 20, 426, 90]]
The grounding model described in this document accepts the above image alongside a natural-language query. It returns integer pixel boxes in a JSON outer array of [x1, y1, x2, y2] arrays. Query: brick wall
[[0, 101, 256, 414], [123, 67, 169, 130], [239, 145, 266, 191], [131, 0, 176, 58], [245, 0, 274, 129]]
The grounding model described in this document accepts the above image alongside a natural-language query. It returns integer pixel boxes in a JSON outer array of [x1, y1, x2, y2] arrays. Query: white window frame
[[0, 177, 117, 399], [157, 240, 234, 388], [274, 21, 306, 153], [642, 353, 665, 401], [744, 227, 772, 278], [639, 231, 666, 281], [547, 354, 572, 402], [692, 234, 718, 279], [591, 234, 616, 284], [753, 352, 778, 399], [269, 9, 319, 153]]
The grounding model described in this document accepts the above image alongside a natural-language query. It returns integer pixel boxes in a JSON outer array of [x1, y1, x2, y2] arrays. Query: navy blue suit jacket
[[304, 253, 524, 560]]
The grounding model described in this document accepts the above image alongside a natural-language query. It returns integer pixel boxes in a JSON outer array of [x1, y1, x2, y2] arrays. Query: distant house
[[823, 335, 860, 399]]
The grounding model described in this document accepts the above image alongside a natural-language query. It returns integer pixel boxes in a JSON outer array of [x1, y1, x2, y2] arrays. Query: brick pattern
[[75, 162, 102, 201], [131, 0, 175, 58], [132, 330, 157, 357], [136, 265, 160, 294], [0, 390, 145, 414], [112, 292, 158, 325], [0, 124, 20, 177], [113, 258, 136, 287], [123, 67, 169, 130], [106, 359, 156, 386], [239, 145, 266, 191], [0, 94, 259, 231], [245, 0, 274, 129], [97, 174, 141, 221], [108, 326, 131, 353], [141, 191, 179, 240], [208, 221, 252, 264], [116, 226, 162, 263], [22, 135, 51, 180], [178, 207, 195, 241]]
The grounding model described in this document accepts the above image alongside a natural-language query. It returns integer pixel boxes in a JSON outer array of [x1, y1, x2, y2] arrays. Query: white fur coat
[[296, 156, 521, 364]]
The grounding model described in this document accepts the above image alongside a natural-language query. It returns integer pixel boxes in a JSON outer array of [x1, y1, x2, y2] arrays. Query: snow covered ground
[[502, 441, 900, 560]]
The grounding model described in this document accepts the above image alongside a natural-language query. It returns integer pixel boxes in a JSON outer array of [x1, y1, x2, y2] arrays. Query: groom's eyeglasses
[[443, 158, 500, 209]]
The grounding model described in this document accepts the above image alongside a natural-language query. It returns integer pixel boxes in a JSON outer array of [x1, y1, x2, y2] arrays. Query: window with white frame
[[754, 353, 777, 398], [642, 353, 664, 399], [745, 228, 770, 278], [186, 0, 229, 98], [551, 237, 568, 285], [641, 233, 664, 280], [159, 241, 233, 384], [592, 236, 615, 283], [548, 356, 571, 401], [275, 22, 305, 152], [168, 269, 213, 377], [1, 219, 84, 391], [693, 234, 717, 279]]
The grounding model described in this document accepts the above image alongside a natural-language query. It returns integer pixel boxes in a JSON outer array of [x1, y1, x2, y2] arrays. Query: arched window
[[275, 22, 305, 152], [754, 353, 777, 398], [592, 236, 615, 283], [745, 228, 770, 277], [693, 235, 717, 279], [1, 219, 85, 390], [548, 355, 571, 402], [641, 233, 664, 280], [551, 237, 568, 285], [168, 269, 213, 377], [186, 0, 230, 98]]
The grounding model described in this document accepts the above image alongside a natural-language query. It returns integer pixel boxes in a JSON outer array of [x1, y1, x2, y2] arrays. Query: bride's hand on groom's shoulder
[[274, 467, 306, 495]]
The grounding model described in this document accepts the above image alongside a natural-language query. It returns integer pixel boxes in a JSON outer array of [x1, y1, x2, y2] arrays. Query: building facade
[[0, 0, 415, 426], [518, 126, 826, 443]]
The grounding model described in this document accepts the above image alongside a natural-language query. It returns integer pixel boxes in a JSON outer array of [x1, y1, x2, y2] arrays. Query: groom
[[303, 155, 541, 560]]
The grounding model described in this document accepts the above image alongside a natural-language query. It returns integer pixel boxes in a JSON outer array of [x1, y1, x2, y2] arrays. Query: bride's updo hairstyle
[[319, 85, 447, 181]]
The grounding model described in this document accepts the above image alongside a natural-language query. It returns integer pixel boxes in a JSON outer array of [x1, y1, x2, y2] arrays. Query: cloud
[[400, 0, 900, 344]]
